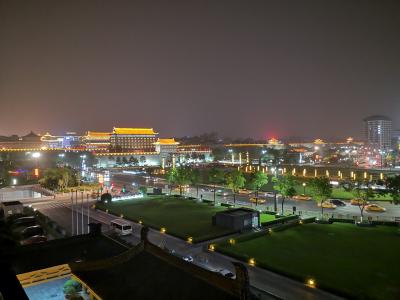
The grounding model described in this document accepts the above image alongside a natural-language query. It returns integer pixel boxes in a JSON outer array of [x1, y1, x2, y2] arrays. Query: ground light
[[268, 228, 273, 234], [248, 258, 256, 266], [229, 238, 235, 245], [138, 220, 143, 225], [307, 278, 316, 288], [208, 244, 215, 251], [187, 237, 193, 244], [160, 227, 166, 233]]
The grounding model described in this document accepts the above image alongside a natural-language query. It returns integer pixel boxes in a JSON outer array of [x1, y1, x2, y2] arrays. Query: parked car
[[250, 197, 266, 204], [366, 204, 386, 212], [20, 235, 47, 245], [293, 195, 311, 201], [330, 199, 346, 207], [21, 225, 44, 239], [317, 202, 337, 209], [351, 199, 370, 206], [13, 216, 36, 227], [216, 191, 229, 197]]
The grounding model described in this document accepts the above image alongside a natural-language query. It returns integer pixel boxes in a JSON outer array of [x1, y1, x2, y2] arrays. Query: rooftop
[[363, 115, 392, 122], [113, 127, 158, 135], [217, 208, 257, 217], [154, 138, 179, 145]]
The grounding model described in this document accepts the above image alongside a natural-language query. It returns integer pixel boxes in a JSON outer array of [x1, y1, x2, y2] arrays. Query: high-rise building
[[110, 127, 158, 152], [364, 115, 392, 149]]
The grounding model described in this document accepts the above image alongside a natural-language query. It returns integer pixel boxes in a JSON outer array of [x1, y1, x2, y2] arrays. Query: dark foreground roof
[[3, 234, 127, 274], [71, 228, 249, 300], [75, 251, 238, 300]]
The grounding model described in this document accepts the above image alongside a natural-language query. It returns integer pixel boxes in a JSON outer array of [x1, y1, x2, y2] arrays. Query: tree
[[116, 157, 122, 165], [309, 176, 332, 216], [273, 174, 297, 215], [249, 171, 268, 205], [39, 167, 77, 191], [351, 180, 375, 222], [175, 167, 192, 196], [122, 157, 128, 165], [139, 156, 146, 165], [209, 168, 225, 205], [138, 186, 147, 196], [166, 168, 178, 195], [100, 192, 112, 203], [386, 175, 400, 205], [129, 156, 139, 166], [190, 168, 201, 198], [225, 170, 246, 206]]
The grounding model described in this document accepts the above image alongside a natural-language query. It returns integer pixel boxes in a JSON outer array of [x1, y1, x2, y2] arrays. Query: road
[[24, 190, 343, 300], [111, 172, 400, 221]]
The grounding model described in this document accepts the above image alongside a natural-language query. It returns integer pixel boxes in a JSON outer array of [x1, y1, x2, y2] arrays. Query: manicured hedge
[[301, 217, 316, 224], [220, 203, 233, 208]]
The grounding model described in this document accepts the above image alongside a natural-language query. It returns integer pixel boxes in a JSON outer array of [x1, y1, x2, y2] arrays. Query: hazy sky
[[1, 0, 399, 139]]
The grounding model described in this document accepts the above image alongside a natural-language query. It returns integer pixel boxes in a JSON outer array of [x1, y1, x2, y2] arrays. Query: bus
[[110, 219, 133, 235]]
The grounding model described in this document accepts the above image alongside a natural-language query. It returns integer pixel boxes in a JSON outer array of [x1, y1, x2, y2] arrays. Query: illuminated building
[[0, 131, 43, 150], [62, 132, 82, 149], [364, 115, 392, 150], [83, 131, 111, 151], [154, 138, 179, 157], [40, 132, 63, 148], [110, 127, 158, 152]]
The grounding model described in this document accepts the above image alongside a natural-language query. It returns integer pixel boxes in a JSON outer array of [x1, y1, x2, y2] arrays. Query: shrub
[[100, 193, 112, 203]]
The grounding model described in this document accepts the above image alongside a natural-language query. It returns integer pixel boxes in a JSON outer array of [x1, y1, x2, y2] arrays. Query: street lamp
[[302, 182, 306, 195]]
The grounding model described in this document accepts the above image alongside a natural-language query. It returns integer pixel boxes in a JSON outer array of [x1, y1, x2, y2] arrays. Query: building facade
[[83, 131, 111, 152], [110, 128, 158, 152], [364, 115, 392, 150]]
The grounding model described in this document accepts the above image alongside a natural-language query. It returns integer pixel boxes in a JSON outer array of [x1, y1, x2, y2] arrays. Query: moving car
[[250, 197, 266, 204], [329, 199, 346, 207], [218, 269, 236, 279], [351, 199, 370, 206], [182, 255, 194, 263], [216, 191, 229, 197], [366, 204, 386, 212], [317, 202, 336, 209], [264, 192, 275, 198], [293, 195, 311, 201], [238, 189, 251, 195]]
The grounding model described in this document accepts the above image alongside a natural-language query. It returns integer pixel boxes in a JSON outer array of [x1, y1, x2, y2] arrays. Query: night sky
[[1, 1, 399, 140]]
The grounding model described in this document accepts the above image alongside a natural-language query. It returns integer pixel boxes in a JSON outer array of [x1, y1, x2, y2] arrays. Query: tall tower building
[[364, 115, 392, 150]]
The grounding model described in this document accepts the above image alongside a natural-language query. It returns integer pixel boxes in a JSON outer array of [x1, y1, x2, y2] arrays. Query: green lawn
[[218, 223, 400, 299], [96, 196, 235, 242], [259, 213, 276, 223]]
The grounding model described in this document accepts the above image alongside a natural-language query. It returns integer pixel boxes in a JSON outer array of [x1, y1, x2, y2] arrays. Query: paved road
[[111, 172, 400, 220], [26, 191, 343, 300]]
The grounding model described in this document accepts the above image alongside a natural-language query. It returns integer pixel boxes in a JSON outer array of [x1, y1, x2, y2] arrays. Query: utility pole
[[76, 190, 79, 235], [71, 191, 74, 236], [81, 191, 84, 234], [87, 193, 90, 233]]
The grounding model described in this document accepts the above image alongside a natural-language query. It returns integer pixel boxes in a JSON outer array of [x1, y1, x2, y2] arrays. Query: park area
[[95, 196, 236, 242], [217, 223, 400, 299]]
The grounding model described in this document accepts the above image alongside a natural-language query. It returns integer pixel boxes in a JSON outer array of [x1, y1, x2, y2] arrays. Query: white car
[[183, 255, 193, 263], [218, 269, 235, 279]]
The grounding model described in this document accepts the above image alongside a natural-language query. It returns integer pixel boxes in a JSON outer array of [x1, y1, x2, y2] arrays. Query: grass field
[[217, 223, 400, 299], [259, 213, 276, 223], [96, 196, 235, 242]]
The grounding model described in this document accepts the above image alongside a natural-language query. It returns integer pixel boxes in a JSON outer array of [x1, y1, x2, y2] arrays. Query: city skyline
[[1, 1, 400, 139]]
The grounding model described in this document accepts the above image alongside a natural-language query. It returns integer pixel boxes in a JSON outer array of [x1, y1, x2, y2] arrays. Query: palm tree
[[225, 170, 246, 206], [309, 176, 332, 216], [249, 171, 268, 206], [272, 174, 297, 215]]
